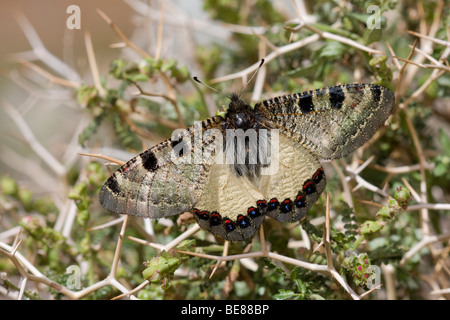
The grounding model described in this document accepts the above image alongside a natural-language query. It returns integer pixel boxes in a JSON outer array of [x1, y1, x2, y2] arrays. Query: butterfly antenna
[[193, 76, 222, 95], [238, 58, 265, 98]]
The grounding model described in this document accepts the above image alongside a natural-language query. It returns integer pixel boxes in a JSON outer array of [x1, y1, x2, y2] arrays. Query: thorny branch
[[1, 1, 449, 300], [0, 217, 136, 300], [97, 9, 185, 128]]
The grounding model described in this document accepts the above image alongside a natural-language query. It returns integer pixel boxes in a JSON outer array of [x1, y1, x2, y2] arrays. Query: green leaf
[[273, 290, 297, 300], [318, 41, 346, 59], [161, 59, 177, 72], [76, 85, 98, 107], [363, 26, 382, 45], [1, 175, 18, 196], [434, 161, 448, 177], [128, 73, 149, 83], [110, 59, 128, 79], [176, 239, 196, 251], [439, 129, 450, 156]]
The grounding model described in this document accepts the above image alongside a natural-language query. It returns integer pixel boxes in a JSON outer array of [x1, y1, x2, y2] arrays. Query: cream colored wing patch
[[259, 134, 326, 223], [193, 164, 265, 241]]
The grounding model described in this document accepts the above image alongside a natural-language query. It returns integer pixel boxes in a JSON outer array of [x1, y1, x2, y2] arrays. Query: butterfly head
[[225, 93, 255, 129]]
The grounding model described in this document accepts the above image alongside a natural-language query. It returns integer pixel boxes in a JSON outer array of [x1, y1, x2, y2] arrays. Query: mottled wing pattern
[[255, 84, 395, 160], [99, 116, 223, 219], [100, 82, 395, 242], [258, 134, 326, 223]]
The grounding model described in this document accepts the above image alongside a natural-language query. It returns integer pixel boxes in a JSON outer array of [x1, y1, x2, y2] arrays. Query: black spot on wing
[[329, 86, 345, 109], [299, 94, 314, 113], [141, 150, 159, 172], [106, 176, 121, 194], [371, 85, 381, 103]]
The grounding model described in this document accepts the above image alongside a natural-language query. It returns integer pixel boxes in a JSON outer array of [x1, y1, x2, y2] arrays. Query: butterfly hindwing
[[190, 133, 326, 240], [259, 134, 326, 223], [99, 116, 223, 219], [255, 84, 395, 160], [193, 164, 266, 241]]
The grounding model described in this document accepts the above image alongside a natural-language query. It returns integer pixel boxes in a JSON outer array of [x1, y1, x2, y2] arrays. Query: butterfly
[[99, 83, 395, 241]]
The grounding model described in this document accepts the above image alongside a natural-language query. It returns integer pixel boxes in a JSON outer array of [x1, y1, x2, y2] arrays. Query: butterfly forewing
[[99, 116, 223, 219], [255, 84, 395, 160]]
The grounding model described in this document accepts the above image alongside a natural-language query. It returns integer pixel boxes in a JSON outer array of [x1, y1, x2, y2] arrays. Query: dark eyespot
[[224, 218, 236, 232], [268, 198, 279, 211], [295, 193, 306, 208], [303, 180, 316, 194], [312, 168, 324, 184], [247, 207, 261, 218], [237, 215, 251, 229], [256, 200, 268, 213], [280, 199, 293, 213], [194, 209, 209, 220], [210, 212, 222, 226]]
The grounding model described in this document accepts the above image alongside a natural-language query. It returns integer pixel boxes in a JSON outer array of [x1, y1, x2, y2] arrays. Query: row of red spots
[[193, 209, 224, 227], [193, 168, 324, 231], [312, 168, 324, 184], [193, 207, 259, 233]]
